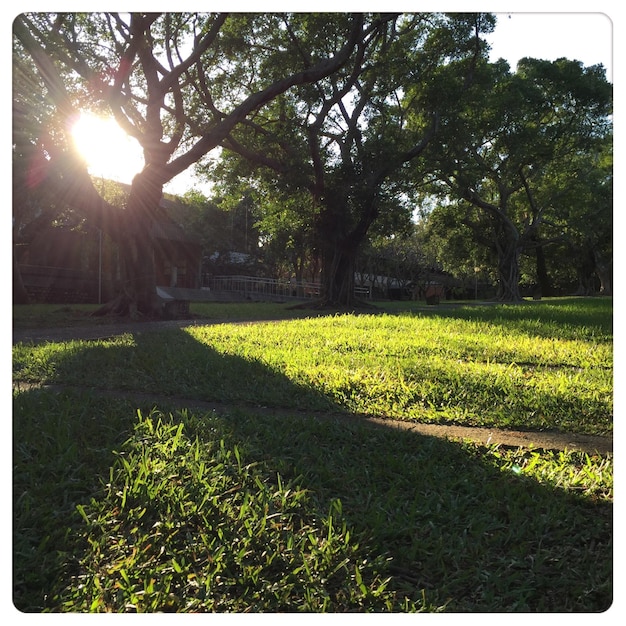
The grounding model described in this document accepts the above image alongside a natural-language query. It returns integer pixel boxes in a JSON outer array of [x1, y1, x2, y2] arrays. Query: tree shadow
[[13, 326, 613, 612]]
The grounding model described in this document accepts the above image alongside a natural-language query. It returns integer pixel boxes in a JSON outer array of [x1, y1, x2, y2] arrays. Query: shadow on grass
[[13, 326, 613, 612]]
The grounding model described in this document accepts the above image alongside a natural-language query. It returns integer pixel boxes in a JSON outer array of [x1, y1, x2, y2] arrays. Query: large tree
[[13, 12, 373, 315], [421, 56, 612, 301], [532, 131, 613, 295], [209, 13, 495, 307]]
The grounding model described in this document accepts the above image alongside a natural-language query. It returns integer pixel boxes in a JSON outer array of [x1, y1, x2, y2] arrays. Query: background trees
[[13, 13, 612, 309], [525, 131, 613, 296], [210, 14, 496, 306], [416, 56, 612, 300], [207, 16, 611, 304]]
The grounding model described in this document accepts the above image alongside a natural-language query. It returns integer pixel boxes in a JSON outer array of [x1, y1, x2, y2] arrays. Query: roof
[[151, 218, 197, 243]]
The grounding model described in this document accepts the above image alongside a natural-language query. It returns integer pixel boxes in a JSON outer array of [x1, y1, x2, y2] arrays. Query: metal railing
[[18, 264, 97, 303], [205, 275, 321, 299]]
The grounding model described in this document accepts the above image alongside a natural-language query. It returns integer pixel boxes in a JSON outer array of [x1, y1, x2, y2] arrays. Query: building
[[16, 199, 201, 304]]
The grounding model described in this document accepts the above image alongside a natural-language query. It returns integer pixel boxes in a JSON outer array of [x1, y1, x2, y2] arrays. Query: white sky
[[486, 12, 613, 82]]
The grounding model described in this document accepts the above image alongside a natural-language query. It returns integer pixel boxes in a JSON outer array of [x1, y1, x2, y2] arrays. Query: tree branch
[[165, 14, 366, 180]]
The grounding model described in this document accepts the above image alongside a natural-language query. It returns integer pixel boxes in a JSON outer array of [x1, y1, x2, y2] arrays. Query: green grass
[[12, 298, 613, 612], [13, 299, 612, 436], [12, 303, 103, 329], [12, 301, 313, 330]]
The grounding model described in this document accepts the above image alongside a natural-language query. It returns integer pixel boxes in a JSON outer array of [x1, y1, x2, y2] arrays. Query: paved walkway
[[14, 379, 612, 456]]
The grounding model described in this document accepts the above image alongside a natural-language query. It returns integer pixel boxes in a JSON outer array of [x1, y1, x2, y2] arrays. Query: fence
[[205, 275, 371, 300], [205, 275, 320, 300], [19, 267, 370, 305]]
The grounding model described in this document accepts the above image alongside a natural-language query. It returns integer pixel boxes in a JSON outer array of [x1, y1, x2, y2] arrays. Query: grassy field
[[11, 300, 311, 329], [12, 297, 613, 612]]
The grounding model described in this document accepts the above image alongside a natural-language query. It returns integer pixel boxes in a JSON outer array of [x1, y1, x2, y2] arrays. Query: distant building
[[16, 197, 201, 304], [151, 202, 202, 290]]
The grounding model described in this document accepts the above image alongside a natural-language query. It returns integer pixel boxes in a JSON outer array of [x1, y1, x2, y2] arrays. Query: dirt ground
[[12, 319, 613, 456]]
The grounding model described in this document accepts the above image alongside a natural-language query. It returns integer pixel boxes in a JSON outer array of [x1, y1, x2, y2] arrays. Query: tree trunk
[[315, 196, 375, 308], [573, 249, 597, 296], [593, 250, 612, 296], [534, 241, 552, 297], [495, 239, 523, 302], [118, 228, 159, 317], [12, 246, 30, 304], [462, 190, 524, 303], [94, 167, 164, 318], [321, 243, 357, 307]]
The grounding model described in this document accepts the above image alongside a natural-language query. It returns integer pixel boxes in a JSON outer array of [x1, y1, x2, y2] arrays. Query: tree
[[12, 38, 110, 304], [417, 202, 497, 292], [420, 55, 612, 300], [13, 40, 62, 304], [13, 12, 370, 315], [210, 13, 495, 307], [533, 133, 613, 295]]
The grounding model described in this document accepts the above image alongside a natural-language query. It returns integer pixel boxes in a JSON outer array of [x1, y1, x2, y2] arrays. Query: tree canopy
[[414, 55, 612, 299], [209, 13, 497, 305], [13, 12, 612, 309]]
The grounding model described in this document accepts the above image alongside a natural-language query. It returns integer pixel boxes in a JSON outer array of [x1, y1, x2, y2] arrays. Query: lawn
[[12, 297, 613, 612]]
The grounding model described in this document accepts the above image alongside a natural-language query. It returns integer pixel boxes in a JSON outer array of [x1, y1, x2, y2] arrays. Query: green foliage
[[417, 201, 497, 281], [209, 14, 499, 304], [417, 51, 612, 299]]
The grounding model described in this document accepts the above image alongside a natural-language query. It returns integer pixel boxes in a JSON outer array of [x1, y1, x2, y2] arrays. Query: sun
[[71, 112, 144, 184]]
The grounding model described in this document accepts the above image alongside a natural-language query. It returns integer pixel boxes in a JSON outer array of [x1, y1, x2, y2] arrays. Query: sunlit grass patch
[[13, 300, 613, 436], [181, 309, 612, 435]]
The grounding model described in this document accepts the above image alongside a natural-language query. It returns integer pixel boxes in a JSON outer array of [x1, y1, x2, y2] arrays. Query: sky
[[485, 12, 613, 82]]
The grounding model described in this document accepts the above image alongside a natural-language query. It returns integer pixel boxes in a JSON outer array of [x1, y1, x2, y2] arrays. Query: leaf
[[76, 503, 89, 524], [171, 558, 183, 574]]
